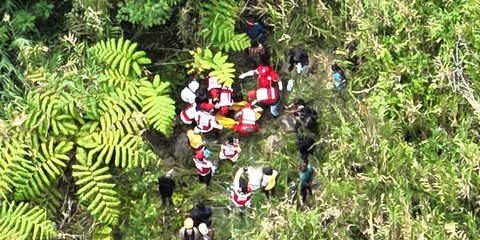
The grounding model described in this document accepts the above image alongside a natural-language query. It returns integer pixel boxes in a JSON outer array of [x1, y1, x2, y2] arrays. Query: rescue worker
[[287, 48, 309, 91], [198, 223, 215, 240], [180, 102, 198, 125], [194, 106, 223, 134], [244, 17, 265, 45], [215, 86, 234, 116], [330, 63, 347, 93], [239, 66, 282, 117], [227, 167, 252, 217], [260, 166, 278, 199], [299, 163, 314, 203], [179, 217, 201, 240], [158, 169, 175, 207], [181, 81, 200, 104], [219, 137, 241, 163], [193, 148, 216, 186], [205, 76, 222, 103], [233, 103, 260, 134], [189, 202, 213, 227]]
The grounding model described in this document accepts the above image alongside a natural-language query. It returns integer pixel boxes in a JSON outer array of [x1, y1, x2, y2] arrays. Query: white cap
[[165, 169, 174, 178], [198, 223, 208, 235], [188, 81, 199, 92]]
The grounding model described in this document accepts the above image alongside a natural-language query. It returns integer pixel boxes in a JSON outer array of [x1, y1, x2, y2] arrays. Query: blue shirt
[[244, 24, 265, 43], [299, 165, 314, 187]]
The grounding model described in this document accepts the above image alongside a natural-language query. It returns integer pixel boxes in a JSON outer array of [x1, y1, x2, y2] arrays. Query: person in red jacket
[[227, 167, 252, 217], [215, 86, 234, 116], [232, 103, 260, 134], [205, 76, 222, 102], [239, 65, 282, 90], [192, 148, 216, 187], [194, 106, 223, 134]]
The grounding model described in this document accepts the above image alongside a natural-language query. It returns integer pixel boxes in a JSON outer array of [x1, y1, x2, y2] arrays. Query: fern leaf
[[0, 201, 57, 240], [72, 159, 120, 225]]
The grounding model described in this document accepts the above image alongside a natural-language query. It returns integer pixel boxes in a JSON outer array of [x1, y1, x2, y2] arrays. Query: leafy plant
[[186, 48, 236, 87], [117, 0, 178, 28]]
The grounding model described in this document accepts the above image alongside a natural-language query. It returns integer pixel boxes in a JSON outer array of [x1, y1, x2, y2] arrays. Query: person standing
[[227, 168, 252, 217], [193, 149, 216, 187], [330, 63, 347, 94], [189, 202, 213, 227], [179, 217, 201, 240], [260, 166, 278, 199], [299, 163, 315, 203], [198, 223, 215, 240], [158, 169, 175, 207], [287, 48, 309, 91]]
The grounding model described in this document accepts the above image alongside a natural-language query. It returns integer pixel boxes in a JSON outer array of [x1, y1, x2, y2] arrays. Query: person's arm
[[239, 70, 257, 79]]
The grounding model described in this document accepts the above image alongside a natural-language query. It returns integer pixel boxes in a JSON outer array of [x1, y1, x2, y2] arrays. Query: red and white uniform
[[193, 158, 214, 176], [247, 88, 278, 106], [219, 142, 241, 162], [180, 103, 198, 124], [194, 111, 223, 133], [230, 187, 252, 207], [215, 87, 234, 116], [233, 104, 259, 134], [206, 76, 222, 101], [256, 66, 279, 88]]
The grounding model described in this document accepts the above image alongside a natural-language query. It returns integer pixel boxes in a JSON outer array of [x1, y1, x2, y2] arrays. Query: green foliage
[[32, 1, 54, 20], [90, 38, 152, 77], [139, 75, 176, 136], [0, 201, 57, 240], [199, 0, 251, 51], [72, 157, 121, 225], [187, 48, 236, 87], [13, 10, 36, 32], [117, 0, 178, 28]]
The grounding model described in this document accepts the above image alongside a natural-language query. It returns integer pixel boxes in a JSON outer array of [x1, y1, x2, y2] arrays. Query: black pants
[[198, 172, 212, 186], [262, 186, 275, 199], [161, 196, 173, 207], [301, 184, 313, 202]]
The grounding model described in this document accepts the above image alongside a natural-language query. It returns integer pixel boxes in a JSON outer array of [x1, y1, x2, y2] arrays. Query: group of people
[[158, 17, 349, 239]]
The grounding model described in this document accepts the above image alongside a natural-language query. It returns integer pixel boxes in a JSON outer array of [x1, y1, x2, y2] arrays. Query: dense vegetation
[[1, 0, 480, 239]]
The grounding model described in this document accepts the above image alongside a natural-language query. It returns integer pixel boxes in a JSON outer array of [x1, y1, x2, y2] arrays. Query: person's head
[[294, 98, 305, 107], [195, 92, 209, 105], [263, 166, 273, 175], [331, 63, 341, 72], [300, 163, 307, 172], [184, 217, 194, 229], [246, 17, 256, 28], [198, 223, 208, 235], [165, 169, 174, 178], [227, 137, 234, 144], [195, 202, 205, 210]]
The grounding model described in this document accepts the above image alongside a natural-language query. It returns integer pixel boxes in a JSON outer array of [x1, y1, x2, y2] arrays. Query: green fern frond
[[199, 0, 250, 51], [72, 158, 120, 225], [0, 201, 57, 240], [100, 69, 138, 92], [0, 137, 31, 200], [33, 186, 64, 217], [188, 48, 236, 87], [76, 130, 148, 168], [138, 75, 175, 136], [13, 140, 73, 201], [90, 38, 152, 77]]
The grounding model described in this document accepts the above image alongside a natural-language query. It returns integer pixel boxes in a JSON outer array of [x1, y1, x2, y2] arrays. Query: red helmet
[[244, 102, 252, 108], [247, 90, 256, 101]]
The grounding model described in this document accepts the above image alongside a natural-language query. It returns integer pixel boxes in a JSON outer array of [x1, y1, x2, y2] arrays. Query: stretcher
[[215, 101, 263, 129]]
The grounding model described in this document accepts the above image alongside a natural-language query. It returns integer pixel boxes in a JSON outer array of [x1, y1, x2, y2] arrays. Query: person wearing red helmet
[[192, 148, 216, 187], [247, 87, 278, 106], [214, 86, 234, 116], [205, 76, 222, 102], [194, 104, 223, 134], [232, 102, 260, 134]]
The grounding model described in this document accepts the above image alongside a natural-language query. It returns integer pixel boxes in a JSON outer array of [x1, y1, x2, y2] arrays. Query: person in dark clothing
[[299, 163, 314, 203], [284, 99, 318, 133], [189, 202, 213, 227], [297, 135, 315, 164], [158, 169, 175, 207], [244, 17, 266, 45], [288, 48, 309, 72]]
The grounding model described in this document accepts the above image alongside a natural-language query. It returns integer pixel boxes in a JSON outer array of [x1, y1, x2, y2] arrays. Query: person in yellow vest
[[260, 166, 278, 199]]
